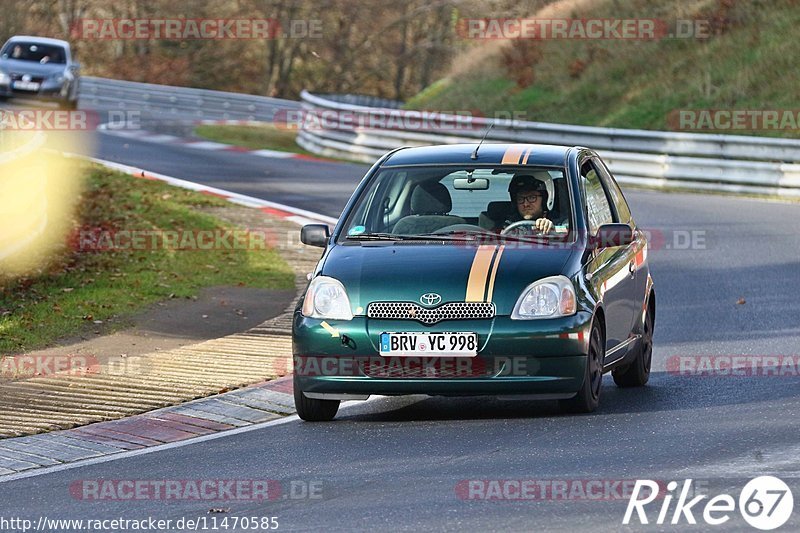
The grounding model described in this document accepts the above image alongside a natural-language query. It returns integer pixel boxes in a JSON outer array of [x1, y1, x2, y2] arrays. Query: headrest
[[411, 181, 452, 214], [486, 201, 515, 219]]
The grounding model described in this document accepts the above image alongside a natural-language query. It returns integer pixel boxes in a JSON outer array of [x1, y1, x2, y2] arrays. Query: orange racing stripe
[[485, 245, 505, 302], [501, 145, 525, 165], [465, 245, 496, 302]]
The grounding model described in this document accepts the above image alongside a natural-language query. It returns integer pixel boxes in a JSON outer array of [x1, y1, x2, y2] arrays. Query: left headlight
[[511, 275, 577, 320], [302, 276, 354, 320]]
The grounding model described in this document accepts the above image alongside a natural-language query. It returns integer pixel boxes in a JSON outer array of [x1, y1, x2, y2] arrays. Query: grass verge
[[407, 0, 800, 138], [194, 123, 317, 155], [0, 162, 295, 353], [193, 123, 362, 163]]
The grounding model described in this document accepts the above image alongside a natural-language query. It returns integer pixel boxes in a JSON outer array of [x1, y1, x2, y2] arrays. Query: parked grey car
[[0, 36, 80, 109]]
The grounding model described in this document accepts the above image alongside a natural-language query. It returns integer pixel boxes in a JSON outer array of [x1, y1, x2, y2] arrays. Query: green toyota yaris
[[293, 143, 655, 420]]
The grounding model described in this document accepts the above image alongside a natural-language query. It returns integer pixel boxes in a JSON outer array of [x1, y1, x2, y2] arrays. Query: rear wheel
[[612, 306, 653, 387], [560, 321, 604, 413], [294, 377, 340, 421]]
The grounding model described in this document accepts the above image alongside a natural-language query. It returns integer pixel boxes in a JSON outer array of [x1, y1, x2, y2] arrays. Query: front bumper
[[0, 79, 72, 101], [293, 311, 593, 397]]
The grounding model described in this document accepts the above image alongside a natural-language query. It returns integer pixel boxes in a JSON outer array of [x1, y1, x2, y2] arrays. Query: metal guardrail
[[79, 77, 300, 121], [297, 90, 800, 197], [317, 94, 403, 109]]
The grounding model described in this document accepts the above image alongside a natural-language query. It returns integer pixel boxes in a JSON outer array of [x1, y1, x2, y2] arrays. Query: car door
[[594, 156, 649, 330], [579, 157, 638, 356]]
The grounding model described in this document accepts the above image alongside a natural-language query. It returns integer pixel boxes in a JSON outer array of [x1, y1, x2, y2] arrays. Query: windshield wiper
[[345, 232, 402, 241], [422, 229, 557, 245], [346, 232, 471, 242], [498, 233, 562, 245]]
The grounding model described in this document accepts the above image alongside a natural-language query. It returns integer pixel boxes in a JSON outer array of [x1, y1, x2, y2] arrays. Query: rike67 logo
[[624, 476, 794, 530]]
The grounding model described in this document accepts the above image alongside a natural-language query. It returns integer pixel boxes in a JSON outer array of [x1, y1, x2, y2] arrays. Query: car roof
[[4, 35, 71, 50], [380, 143, 574, 168]]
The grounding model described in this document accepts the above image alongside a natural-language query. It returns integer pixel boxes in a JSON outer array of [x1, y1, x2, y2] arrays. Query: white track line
[[66, 154, 339, 226]]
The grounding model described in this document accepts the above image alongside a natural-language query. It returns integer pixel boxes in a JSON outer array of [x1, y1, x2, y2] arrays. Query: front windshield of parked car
[[1, 42, 66, 64], [338, 165, 572, 243]]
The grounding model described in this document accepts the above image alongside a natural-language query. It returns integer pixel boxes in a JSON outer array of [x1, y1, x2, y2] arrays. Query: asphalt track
[[1, 99, 800, 531]]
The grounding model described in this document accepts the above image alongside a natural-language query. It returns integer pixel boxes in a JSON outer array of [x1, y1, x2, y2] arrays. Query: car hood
[[322, 242, 577, 315], [0, 59, 66, 76]]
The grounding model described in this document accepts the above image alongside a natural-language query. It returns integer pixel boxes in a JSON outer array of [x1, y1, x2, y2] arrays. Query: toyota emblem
[[420, 293, 442, 306], [22, 74, 31, 82]]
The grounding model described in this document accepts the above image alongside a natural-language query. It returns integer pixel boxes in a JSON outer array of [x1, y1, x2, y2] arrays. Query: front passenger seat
[[479, 201, 516, 231], [393, 182, 465, 235]]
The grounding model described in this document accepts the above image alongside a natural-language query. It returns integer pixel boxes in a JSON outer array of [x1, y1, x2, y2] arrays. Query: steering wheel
[[501, 220, 544, 235]]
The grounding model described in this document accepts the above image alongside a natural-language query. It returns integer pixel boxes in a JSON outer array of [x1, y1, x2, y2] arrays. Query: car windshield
[[1, 42, 66, 64], [338, 165, 573, 243]]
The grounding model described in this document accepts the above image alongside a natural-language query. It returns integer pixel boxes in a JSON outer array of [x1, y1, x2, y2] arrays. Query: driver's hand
[[534, 218, 554, 233]]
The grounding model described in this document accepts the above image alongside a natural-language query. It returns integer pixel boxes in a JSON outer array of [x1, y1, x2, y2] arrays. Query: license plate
[[379, 332, 477, 357], [13, 80, 40, 91]]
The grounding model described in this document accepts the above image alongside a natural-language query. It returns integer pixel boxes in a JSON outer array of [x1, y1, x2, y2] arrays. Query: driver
[[504, 174, 554, 233]]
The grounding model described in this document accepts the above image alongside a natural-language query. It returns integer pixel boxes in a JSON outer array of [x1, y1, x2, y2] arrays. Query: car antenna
[[471, 123, 494, 160]]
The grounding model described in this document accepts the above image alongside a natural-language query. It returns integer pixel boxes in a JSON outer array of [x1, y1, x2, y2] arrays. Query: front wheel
[[294, 377, 339, 421], [612, 306, 654, 387], [560, 321, 604, 413]]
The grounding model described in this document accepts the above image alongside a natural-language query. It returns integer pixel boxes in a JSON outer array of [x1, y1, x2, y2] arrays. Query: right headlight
[[0, 71, 9, 84], [511, 275, 577, 320], [302, 276, 354, 320]]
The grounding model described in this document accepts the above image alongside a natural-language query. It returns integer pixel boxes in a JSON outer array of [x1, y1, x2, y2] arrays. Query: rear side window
[[580, 160, 613, 234], [593, 158, 632, 223]]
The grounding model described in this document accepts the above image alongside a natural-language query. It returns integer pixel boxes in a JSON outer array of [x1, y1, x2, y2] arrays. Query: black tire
[[612, 305, 653, 388], [560, 321, 604, 413], [294, 378, 340, 421]]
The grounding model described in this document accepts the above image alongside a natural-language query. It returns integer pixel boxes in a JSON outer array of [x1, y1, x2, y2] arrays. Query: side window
[[580, 160, 613, 234], [593, 158, 632, 223]]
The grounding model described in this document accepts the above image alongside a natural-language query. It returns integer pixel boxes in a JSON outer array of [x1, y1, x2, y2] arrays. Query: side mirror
[[301, 224, 330, 248], [593, 223, 633, 249], [71, 62, 81, 71]]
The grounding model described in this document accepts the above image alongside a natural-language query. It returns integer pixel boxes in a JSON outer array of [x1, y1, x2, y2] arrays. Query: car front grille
[[367, 301, 495, 325]]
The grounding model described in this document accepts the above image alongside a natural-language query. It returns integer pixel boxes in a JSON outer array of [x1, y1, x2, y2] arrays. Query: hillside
[[406, 0, 799, 137]]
